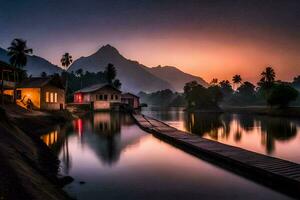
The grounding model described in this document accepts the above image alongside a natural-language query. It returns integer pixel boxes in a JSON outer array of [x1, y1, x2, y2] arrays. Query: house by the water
[[121, 93, 140, 109], [73, 83, 140, 111], [74, 83, 122, 110], [14, 76, 65, 110]]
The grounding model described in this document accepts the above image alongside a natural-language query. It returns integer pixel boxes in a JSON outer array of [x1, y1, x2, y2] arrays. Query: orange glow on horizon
[[43, 31, 300, 84]]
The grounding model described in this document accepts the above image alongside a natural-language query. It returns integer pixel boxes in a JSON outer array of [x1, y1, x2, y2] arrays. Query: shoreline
[[0, 105, 74, 200]]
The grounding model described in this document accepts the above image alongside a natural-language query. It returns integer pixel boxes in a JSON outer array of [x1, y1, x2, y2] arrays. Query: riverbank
[[0, 105, 74, 200], [221, 106, 300, 118]]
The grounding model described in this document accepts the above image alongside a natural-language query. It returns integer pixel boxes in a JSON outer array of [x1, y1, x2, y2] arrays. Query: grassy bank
[[222, 106, 300, 118], [0, 105, 73, 200]]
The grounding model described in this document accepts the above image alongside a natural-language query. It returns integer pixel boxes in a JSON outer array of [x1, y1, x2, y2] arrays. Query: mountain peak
[[96, 44, 121, 56]]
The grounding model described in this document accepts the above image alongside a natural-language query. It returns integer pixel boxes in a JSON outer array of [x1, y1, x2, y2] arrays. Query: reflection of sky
[[57, 115, 289, 200], [144, 109, 300, 164], [35, 112, 289, 199]]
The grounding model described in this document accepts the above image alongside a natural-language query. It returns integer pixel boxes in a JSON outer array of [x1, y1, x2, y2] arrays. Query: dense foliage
[[184, 81, 223, 110], [138, 89, 185, 107], [266, 84, 298, 107]]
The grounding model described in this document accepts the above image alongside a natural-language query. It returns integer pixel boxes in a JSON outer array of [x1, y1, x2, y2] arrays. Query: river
[[142, 107, 300, 164], [41, 112, 292, 199]]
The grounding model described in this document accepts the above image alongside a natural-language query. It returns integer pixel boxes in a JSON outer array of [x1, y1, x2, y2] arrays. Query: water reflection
[[40, 112, 290, 200], [42, 113, 144, 173], [143, 108, 300, 163]]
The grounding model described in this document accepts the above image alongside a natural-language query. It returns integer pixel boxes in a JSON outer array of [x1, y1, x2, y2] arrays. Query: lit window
[[46, 92, 49, 102], [50, 93, 53, 103], [54, 93, 57, 103]]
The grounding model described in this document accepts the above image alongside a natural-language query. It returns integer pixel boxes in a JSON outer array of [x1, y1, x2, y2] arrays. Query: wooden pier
[[133, 114, 300, 199]]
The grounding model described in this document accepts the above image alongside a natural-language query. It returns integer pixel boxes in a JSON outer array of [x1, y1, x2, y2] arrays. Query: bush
[[267, 84, 298, 107]]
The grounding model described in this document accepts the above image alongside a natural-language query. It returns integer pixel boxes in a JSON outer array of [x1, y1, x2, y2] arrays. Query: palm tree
[[7, 38, 33, 102], [258, 66, 276, 89], [60, 53, 73, 103], [210, 78, 218, 86], [232, 74, 242, 90], [75, 68, 84, 89], [7, 39, 33, 70]]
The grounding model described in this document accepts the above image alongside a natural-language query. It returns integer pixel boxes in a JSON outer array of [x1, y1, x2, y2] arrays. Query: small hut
[[73, 83, 122, 110], [16, 76, 65, 110], [121, 93, 140, 109]]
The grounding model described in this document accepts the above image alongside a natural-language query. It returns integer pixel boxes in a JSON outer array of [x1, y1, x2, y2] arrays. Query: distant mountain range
[[0, 44, 208, 92], [0, 47, 62, 76], [68, 45, 208, 92], [146, 65, 208, 91]]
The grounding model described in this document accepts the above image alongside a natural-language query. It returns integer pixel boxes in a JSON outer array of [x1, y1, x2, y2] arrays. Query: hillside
[[69, 44, 207, 92], [68, 45, 174, 93], [0, 47, 62, 76], [147, 65, 208, 91]]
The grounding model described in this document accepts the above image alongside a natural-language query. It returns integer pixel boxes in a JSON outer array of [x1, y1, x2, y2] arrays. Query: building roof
[[74, 83, 121, 93], [17, 76, 64, 89], [0, 60, 15, 71], [121, 92, 140, 99]]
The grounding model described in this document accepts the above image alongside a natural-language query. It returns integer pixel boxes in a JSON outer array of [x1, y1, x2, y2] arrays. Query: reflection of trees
[[260, 117, 297, 154], [184, 113, 224, 139], [89, 112, 122, 165], [184, 112, 298, 155], [237, 114, 255, 132], [85, 113, 142, 166], [220, 114, 232, 139]]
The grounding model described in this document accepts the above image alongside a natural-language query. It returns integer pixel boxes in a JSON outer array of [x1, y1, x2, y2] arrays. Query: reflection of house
[[83, 113, 142, 165], [15, 76, 65, 110], [92, 112, 121, 135], [73, 84, 122, 110], [121, 93, 140, 109]]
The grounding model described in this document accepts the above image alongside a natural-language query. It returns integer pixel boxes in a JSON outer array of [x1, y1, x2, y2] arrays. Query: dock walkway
[[133, 114, 300, 198]]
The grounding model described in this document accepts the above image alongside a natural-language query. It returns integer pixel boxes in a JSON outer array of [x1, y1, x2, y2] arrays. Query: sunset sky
[[0, 0, 299, 83]]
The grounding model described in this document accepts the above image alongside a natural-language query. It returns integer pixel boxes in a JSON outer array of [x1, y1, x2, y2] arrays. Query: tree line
[[141, 66, 300, 109], [184, 66, 299, 110]]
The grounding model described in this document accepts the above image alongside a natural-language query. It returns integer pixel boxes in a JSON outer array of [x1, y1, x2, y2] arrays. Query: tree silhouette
[[237, 81, 255, 96], [104, 63, 116, 84], [219, 80, 233, 96], [267, 83, 298, 107], [258, 66, 276, 89], [75, 68, 84, 89], [7, 38, 32, 102], [7, 39, 33, 69], [113, 79, 121, 89], [210, 78, 218, 86], [60, 53, 73, 103], [61, 53, 73, 69], [232, 74, 242, 90]]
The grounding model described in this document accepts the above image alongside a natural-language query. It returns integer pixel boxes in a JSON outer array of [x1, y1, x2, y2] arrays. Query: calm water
[[142, 107, 300, 164], [41, 112, 292, 200]]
